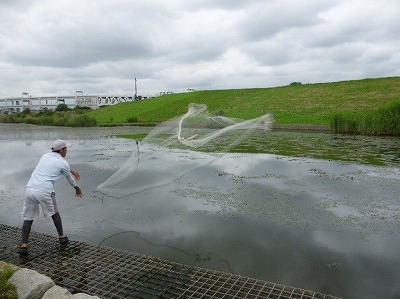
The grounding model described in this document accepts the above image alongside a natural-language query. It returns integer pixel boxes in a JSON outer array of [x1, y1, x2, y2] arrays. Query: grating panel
[[0, 224, 342, 299]]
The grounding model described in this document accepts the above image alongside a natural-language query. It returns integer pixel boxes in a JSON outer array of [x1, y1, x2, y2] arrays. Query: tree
[[55, 104, 70, 111]]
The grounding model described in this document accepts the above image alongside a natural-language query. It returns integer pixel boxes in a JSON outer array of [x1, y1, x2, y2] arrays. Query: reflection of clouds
[[327, 204, 362, 218], [0, 141, 42, 190], [213, 153, 268, 174], [100, 209, 319, 278], [216, 152, 366, 180], [207, 152, 400, 238], [214, 153, 302, 177], [312, 229, 400, 298], [313, 229, 400, 259]]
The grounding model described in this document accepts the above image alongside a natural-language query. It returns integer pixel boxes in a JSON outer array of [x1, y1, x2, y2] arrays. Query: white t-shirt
[[26, 152, 77, 193]]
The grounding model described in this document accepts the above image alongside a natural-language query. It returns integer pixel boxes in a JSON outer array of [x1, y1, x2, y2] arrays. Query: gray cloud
[[0, 0, 399, 97]]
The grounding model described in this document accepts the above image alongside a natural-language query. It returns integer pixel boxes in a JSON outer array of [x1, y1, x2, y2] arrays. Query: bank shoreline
[[112, 122, 332, 132], [272, 123, 330, 131]]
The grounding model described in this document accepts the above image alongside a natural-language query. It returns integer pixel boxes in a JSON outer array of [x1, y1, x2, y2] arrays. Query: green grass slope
[[87, 77, 400, 125]]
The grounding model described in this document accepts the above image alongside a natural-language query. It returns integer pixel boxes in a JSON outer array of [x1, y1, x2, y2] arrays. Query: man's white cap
[[51, 139, 68, 151]]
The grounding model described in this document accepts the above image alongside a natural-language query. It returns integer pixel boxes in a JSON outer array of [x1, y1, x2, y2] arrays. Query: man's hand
[[71, 170, 81, 181], [74, 186, 83, 198]]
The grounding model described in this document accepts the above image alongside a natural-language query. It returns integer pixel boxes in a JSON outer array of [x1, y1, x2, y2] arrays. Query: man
[[18, 139, 83, 255]]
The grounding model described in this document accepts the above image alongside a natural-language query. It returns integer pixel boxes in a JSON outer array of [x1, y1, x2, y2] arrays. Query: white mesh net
[[95, 103, 273, 197]]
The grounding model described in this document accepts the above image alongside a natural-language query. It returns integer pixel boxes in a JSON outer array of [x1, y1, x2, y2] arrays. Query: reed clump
[[331, 101, 400, 136]]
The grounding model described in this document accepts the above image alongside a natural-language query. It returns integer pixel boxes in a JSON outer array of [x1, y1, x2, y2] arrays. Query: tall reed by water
[[331, 101, 400, 136]]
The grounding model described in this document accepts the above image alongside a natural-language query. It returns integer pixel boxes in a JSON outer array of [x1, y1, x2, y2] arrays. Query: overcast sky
[[1, 0, 399, 98]]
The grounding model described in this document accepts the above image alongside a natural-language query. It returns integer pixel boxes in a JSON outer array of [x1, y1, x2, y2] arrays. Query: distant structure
[[0, 92, 150, 114], [134, 77, 138, 100], [0, 78, 157, 114]]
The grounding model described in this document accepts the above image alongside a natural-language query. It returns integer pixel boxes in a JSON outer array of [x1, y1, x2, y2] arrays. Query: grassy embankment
[[86, 77, 400, 135], [1, 77, 400, 135]]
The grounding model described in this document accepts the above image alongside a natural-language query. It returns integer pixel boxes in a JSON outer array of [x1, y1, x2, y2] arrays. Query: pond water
[[0, 124, 399, 299]]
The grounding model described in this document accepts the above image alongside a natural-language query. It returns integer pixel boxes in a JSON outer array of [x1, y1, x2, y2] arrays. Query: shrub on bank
[[331, 101, 400, 136], [0, 115, 15, 123], [67, 114, 97, 127], [0, 110, 97, 127]]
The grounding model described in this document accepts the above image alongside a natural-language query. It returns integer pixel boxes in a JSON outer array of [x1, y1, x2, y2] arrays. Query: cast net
[[95, 103, 273, 197]]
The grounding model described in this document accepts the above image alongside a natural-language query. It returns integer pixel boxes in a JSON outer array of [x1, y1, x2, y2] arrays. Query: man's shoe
[[18, 246, 28, 255], [59, 236, 69, 245]]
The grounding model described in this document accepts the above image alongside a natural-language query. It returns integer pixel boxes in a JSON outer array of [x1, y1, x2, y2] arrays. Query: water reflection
[[0, 124, 399, 299]]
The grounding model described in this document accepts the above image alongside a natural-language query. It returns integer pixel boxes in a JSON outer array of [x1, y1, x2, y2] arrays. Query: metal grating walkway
[[0, 224, 342, 299]]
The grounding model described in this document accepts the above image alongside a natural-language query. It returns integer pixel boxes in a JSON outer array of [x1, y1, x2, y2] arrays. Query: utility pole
[[21, 92, 29, 112], [134, 77, 138, 100]]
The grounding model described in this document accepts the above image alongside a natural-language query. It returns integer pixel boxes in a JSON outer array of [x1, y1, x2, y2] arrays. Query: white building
[[0, 94, 138, 114]]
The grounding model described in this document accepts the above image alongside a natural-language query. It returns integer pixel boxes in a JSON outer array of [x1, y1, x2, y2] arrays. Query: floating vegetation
[[171, 154, 400, 239]]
